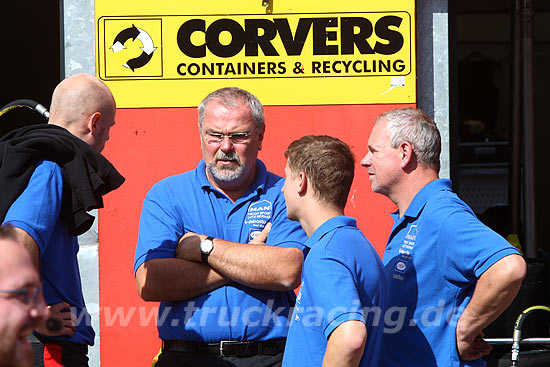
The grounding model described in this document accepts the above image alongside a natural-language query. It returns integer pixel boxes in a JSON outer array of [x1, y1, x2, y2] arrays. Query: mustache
[[215, 152, 240, 163]]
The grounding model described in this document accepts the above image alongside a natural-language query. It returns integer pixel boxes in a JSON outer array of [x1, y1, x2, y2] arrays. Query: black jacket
[[0, 124, 125, 236]]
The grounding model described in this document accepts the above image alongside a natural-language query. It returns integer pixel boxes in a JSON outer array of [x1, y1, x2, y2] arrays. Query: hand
[[456, 328, 492, 361], [249, 223, 271, 245], [175, 232, 203, 262], [37, 302, 77, 337]]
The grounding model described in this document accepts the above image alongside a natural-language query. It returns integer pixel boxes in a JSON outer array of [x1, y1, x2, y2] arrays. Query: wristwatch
[[200, 236, 215, 263]]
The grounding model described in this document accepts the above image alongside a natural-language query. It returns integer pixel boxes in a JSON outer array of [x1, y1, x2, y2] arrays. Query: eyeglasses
[[205, 132, 252, 145], [0, 285, 41, 306]]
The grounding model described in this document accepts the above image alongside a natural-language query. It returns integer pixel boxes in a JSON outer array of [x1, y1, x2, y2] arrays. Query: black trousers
[[155, 350, 283, 367], [29, 334, 89, 367]]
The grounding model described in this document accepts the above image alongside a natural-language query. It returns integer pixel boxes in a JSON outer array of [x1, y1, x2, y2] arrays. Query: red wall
[[99, 103, 413, 366]]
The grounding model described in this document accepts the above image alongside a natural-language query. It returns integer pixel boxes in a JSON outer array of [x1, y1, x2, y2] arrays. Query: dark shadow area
[[456, 1, 550, 364], [0, 2, 61, 137]]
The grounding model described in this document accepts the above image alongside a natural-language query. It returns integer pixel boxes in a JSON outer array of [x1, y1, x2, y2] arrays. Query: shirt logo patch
[[398, 224, 418, 256], [392, 224, 418, 281], [245, 200, 273, 242], [245, 200, 272, 227], [395, 260, 407, 273], [405, 225, 418, 241]]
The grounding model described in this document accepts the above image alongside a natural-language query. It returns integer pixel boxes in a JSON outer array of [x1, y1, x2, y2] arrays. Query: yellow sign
[[96, 2, 416, 107]]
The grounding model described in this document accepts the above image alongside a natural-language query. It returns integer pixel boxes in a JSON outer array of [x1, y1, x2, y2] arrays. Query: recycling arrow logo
[[110, 24, 157, 71]]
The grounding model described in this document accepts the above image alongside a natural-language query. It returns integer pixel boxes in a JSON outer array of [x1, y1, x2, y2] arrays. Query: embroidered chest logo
[[393, 225, 418, 281], [245, 200, 272, 241]]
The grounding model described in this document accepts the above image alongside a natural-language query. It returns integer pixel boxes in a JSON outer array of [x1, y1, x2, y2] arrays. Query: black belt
[[162, 339, 286, 357]]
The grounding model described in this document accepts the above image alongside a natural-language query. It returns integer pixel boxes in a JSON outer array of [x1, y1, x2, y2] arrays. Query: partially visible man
[[135, 87, 307, 367], [281, 136, 387, 367], [360, 108, 525, 366], [1, 74, 124, 366], [0, 226, 47, 367]]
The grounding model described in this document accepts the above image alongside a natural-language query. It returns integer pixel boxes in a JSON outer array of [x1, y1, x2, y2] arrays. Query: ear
[[88, 112, 102, 136], [398, 141, 414, 168], [297, 172, 308, 195]]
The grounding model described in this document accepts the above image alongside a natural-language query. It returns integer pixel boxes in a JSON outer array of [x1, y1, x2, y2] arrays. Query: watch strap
[[201, 236, 215, 264]]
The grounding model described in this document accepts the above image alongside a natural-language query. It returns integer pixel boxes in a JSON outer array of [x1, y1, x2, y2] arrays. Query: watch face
[[200, 238, 214, 254]]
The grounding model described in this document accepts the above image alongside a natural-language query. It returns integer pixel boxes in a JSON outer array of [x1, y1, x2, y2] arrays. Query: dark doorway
[[455, 0, 550, 354], [456, 0, 550, 259], [0, 2, 61, 136]]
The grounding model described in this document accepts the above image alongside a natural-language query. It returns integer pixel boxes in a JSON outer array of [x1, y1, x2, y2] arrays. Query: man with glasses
[[135, 87, 307, 367], [0, 226, 47, 367]]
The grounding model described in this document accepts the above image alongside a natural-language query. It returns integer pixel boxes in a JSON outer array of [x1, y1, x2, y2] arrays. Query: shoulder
[[264, 170, 284, 189], [146, 169, 196, 198], [422, 189, 476, 226], [28, 160, 64, 190], [35, 160, 63, 175], [313, 226, 370, 259], [329, 227, 375, 256], [308, 227, 384, 280], [258, 170, 286, 203], [427, 190, 512, 255]]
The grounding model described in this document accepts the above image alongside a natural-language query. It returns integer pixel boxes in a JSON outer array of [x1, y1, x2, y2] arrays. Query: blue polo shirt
[[134, 159, 307, 341], [282, 216, 387, 367], [380, 179, 520, 367], [3, 160, 94, 345]]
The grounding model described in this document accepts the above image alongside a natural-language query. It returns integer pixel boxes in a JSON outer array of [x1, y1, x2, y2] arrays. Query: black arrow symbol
[[113, 24, 140, 47], [124, 51, 154, 71]]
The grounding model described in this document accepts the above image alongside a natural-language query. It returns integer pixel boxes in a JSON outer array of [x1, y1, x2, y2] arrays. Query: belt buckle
[[219, 340, 242, 357]]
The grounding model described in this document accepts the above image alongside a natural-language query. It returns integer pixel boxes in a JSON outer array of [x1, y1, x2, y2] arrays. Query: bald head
[[49, 73, 116, 152]]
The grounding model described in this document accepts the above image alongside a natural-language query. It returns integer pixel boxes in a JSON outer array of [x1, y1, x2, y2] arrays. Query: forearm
[[323, 320, 367, 367], [207, 240, 303, 291], [136, 258, 231, 301], [457, 254, 526, 338]]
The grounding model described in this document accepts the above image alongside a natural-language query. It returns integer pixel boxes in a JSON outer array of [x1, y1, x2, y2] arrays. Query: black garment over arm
[[0, 124, 125, 236]]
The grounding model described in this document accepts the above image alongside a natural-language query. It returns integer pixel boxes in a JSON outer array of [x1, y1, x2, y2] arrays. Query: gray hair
[[198, 87, 265, 130], [376, 108, 441, 172]]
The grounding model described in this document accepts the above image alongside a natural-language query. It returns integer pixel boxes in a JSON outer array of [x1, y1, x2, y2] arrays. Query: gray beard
[[206, 152, 247, 183]]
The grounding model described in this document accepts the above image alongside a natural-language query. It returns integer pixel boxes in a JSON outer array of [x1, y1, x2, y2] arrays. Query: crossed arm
[[456, 254, 526, 360], [136, 224, 303, 302], [136, 258, 231, 302]]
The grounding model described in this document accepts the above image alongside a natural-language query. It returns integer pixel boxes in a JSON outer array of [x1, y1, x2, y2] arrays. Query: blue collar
[[390, 178, 452, 221], [305, 216, 357, 249]]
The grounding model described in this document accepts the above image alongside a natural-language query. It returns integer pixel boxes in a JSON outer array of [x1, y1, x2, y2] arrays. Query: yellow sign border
[[96, 7, 416, 107]]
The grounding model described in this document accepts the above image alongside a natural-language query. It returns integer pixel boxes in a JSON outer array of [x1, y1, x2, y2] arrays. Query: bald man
[[48, 73, 116, 152], [1, 73, 122, 366], [0, 226, 48, 367]]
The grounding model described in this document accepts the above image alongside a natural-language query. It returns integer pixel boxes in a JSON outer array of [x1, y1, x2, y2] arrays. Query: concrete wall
[[417, 0, 451, 179], [63, 0, 100, 366]]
